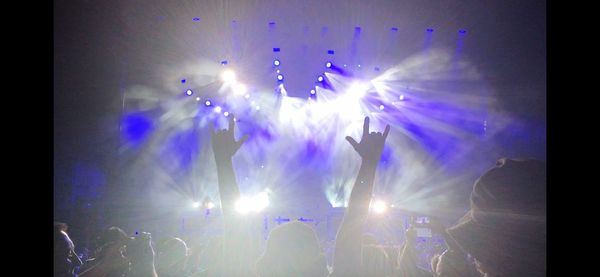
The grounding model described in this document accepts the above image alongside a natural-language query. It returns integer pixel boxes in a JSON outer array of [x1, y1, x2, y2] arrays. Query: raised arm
[[332, 116, 390, 275], [209, 116, 248, 215]]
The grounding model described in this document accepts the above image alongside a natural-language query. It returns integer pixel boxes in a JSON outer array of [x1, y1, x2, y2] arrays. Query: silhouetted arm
[[209, 116, 252, 275], [209, 116, 248, 215], [332, 117, 390, 275]]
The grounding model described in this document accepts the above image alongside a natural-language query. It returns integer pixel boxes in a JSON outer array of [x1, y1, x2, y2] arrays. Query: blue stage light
[[327, 50, 335, 55], [273, 59, 280, 66], [317, 75, 324, 82], [193, 17, 200, 22], [427, 28, 434, 32], [459, 29, 467, 34], [185, 89, 193, 96], [181, 79, 186, 83], [277, 74, 284, 81], [326, 62, 332, 68], [310, 89, 316, 95], [221, 60, 228, 65], [273, 47, 280, 52], [205, 100, 211, 106]]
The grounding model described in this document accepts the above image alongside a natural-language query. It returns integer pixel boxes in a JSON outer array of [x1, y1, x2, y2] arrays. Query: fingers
[[383, 124, 390, 139], [228, 114, 235, 133], [208, 122, 216, 138], [237, 134, 249, 146], [362, 117, 370, 139], [346, 136, 359, 150]]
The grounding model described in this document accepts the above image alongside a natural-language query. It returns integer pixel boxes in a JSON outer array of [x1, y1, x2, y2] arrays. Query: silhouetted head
[[361, 243, 393, 277], [93, 226, 130, 258], [256, 221, 328, 276], [54, 222, 78, 277], [447, 158, 546, 276], [156, 237, 189, 276]]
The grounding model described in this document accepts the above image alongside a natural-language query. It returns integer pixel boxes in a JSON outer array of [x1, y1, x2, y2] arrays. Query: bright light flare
[[214, 106, 222, 113], [221, 70, 237, 83], [372, 200, 388, 214], [205, 202, 215, 209], [192, 202, 201, 208], [235, 191, 270, 214]]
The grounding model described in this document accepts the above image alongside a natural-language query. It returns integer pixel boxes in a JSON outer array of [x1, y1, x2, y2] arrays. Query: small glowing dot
[[273, 59, 280, 66], [214, 106, 222, 113], [343, 64, 347, 67], [310, 89, 316, 95], [379, 105, 385, 110], [205, 100, 211, 106], [181, 79, 186, 83], [192, 202, 201, 208], [326, 62, 332, 68], [224, 111, 229, 117], [244, 94, 250, 99], [399, 95, 405, 101], [276, 69, 280, 73], [255, 106, 261, 111], [206, 202, 215, 209], [317, 76, 324, 82], [358, 64, 361, 67], [186, 89, 193, 96], [277, 74, 284, 81], [196, 97, 200, 101]]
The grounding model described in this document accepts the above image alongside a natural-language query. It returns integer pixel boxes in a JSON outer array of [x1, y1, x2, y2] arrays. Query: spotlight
[[317, 75, 324, 82], [181, 79, 186, 83], [255, 106, 261, 111], [235, 197, 251, 214], [214, 106, 222, 113], [185, 89, 193, 96], [379, 105, 385, 110], [223, 111, 229, 117], [277, 74, 284, 81], [427, 28, 434, 32], [310, 89, 316, 95], [192, 202, 201, 208], [273, 59, 281, 66], [205, 100, 211, 106], [276, 69, 280, 73], [221, 70, 236, 83], [399, 95, 405, 101], [325, 62, 332, 68], [373, 200, 388, 214], [205, 202, 215, 210], [196, 97, 201, 101], [347, 82, 369, 97]]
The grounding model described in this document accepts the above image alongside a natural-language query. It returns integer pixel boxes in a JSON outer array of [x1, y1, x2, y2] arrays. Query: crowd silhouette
[[55, 116, 546, 276]]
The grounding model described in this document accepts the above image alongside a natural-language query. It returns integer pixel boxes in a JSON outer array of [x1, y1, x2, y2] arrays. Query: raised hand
[[209, 116, 249, 161], [345, 117, 390, 163]]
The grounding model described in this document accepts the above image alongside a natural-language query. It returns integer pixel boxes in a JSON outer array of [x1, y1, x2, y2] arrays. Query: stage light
[[358, 64, 361, 68], [277, 74, 284, 81], [373, 200, 388, 214], [273, 59, 280, 66], [427, 28, 434, 32], [185, 89, 193, 96], [399, 95, 405, 101], [326, 62, 332, 68], [379, 105, 385, 110], [223, 111, 229, 117], [205, 100, 211, 106], [196, 97, 201, 101], [235, 197, 251, 214], [256, 106, 261, 111], [205, 202, 215, 209], [192, 202, 201, 208], [214, 106, 222, 113], [233, 83, 247, 95], [181, 79, 186, 83], [276, 69, 280, 73], [317, 75, 324, 82], [193, 17, 200, 22], [459, 29, 467, 34], [221, 70, 236, 83], [347, 82, 369, 97], [310, 89, 316, 95]]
